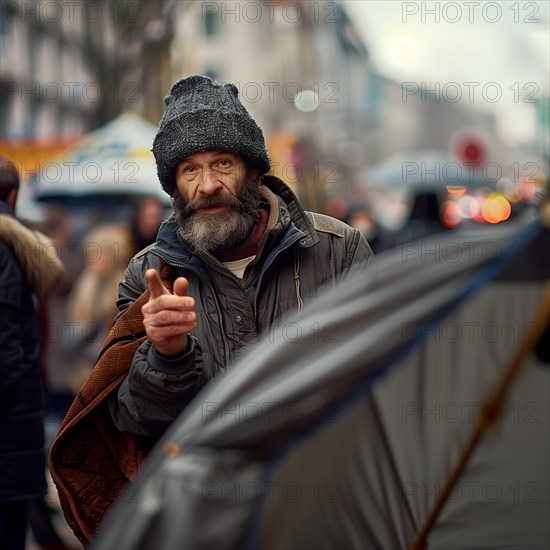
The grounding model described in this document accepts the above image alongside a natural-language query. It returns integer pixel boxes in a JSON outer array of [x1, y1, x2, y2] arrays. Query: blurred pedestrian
[[50, 75, 375, 545], [130, 196, 164, 254], [0, 157, 63, 550], [39, 204, 82, 412], [392, 191, 450, 246], [28, 204, 81, 550], [65, 223, 133, 394]]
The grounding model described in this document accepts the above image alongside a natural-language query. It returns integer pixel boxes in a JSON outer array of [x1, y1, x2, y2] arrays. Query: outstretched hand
[[141, 269, 196, 356]]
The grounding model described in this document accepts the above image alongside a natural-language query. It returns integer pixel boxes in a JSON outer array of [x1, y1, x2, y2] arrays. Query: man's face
[[172, 151, 262, 253]]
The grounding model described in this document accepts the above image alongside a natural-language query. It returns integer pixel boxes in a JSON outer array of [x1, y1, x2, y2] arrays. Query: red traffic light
[[452, 134, 487, 166]]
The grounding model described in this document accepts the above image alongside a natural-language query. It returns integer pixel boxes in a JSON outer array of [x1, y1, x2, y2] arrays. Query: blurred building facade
[[171, 0, 373, 207], [3, 0, 542, 212], [170, 0, 508, 209], [0, 0, 175, 182], [0, 0, 177, 141], [0, 0, 94, 140]]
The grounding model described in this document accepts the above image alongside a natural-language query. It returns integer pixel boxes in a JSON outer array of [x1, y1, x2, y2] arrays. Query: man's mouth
[[196, 205, 230, 214]]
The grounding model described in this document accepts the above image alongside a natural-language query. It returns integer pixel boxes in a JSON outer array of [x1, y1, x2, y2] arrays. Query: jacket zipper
[[250, 233, 304, 322], [152, 231, 305, 363]]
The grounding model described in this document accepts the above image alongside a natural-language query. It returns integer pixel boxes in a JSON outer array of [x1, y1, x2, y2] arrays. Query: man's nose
[[198, 168, 223, 194]]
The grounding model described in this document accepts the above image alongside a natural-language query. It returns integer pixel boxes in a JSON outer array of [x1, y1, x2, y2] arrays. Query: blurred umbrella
[[31, 113, 169, 205], [91, 204, 549, 550], [363, 150, 492, 192]]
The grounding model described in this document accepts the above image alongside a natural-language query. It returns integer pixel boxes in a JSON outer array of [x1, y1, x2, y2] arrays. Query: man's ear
[[249, 169, 261, 184]]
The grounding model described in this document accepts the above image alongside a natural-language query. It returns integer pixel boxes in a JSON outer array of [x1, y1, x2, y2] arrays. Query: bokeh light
[[440, 200, 462, 228], [481, 194, 512, 224], [293, 90, 320, 112]]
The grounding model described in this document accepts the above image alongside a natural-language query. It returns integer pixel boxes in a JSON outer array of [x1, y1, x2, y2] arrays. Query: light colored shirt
[[222, 255, 256, 279]]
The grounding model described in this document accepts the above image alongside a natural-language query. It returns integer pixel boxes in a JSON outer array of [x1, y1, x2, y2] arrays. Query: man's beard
[[172, 176, 263, 255]]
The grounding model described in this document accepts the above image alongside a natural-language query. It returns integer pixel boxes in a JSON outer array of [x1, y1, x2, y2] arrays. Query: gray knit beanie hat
[[153, 75, 271, 196]]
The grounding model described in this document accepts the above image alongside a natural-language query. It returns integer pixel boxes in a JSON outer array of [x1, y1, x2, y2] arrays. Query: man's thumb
[[173, 277, 189, 297]]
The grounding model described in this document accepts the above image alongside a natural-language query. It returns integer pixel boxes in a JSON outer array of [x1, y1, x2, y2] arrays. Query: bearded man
[[49, 75, 374, 545], [102, 75, 375, 438]]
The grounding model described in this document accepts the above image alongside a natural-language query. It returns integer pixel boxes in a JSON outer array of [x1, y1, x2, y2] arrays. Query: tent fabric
[[91, 206, 549, 550]]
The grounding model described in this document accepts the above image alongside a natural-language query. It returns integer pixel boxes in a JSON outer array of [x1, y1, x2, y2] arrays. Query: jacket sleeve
[[107, 336, 209, 438], [307, 212, 375, 284], [0, 243, 23, 418], [341, 229, 375, 281], [108, 254, 209, 439]]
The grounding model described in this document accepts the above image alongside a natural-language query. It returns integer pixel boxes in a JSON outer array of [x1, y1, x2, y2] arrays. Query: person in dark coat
[[0, 157, 63, 550], [106, 75, 375, 439]]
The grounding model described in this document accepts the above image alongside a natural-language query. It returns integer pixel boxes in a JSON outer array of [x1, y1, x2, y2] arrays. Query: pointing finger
[[146, 269, 169, 299]]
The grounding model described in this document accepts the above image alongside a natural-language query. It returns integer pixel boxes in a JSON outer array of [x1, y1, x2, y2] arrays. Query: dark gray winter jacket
[[108, 177, 374, 438], [0, 200, 63, 501]]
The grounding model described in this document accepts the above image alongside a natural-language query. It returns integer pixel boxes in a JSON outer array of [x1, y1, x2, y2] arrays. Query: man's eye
[[217, 159, 231, 168], [183, 166, 195, 174]]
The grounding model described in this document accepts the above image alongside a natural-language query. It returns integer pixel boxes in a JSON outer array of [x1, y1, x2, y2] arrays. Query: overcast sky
[[344, 0, 550, 147]]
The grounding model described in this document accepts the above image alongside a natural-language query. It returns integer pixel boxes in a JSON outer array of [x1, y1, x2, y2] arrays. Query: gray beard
[[171, 176, 263, 255]]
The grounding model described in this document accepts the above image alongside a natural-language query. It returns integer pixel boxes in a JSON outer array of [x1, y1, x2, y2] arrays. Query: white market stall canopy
[[32, 113, 170, 205]]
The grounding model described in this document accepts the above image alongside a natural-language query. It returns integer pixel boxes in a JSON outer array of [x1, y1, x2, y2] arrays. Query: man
[[107, 75, 374, 438], [0, 157, 63, 550], [49, 75, 374, 544]]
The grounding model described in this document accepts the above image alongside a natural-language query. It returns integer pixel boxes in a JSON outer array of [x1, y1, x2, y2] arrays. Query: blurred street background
[[2, 0, 549, 240], [0, 1, 548, 548]]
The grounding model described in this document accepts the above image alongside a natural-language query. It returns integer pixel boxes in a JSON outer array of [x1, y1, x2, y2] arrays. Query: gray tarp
[[92, 205, 549, 550]]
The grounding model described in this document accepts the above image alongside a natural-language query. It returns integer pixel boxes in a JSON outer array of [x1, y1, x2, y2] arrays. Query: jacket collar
[[151, 176, 319, 272], [262, 176, 319, 246], [0, 200, 64, 297]]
